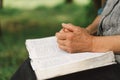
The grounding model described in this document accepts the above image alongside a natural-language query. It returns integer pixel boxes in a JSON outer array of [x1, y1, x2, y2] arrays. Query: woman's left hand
[[56, 23, 94, 53]]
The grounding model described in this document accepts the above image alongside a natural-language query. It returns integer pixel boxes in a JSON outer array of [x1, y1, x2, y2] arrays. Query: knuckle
[[66, 41, 72, 47], [67, 33, 74, 40], [75, 27, 81, 32]]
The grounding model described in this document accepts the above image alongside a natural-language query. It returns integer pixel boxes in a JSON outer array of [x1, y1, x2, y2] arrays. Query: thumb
[[62, 23, 76, 32]]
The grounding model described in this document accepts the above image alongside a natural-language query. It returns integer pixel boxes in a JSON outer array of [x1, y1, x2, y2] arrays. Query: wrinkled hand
[[56, 23, 94, 53]]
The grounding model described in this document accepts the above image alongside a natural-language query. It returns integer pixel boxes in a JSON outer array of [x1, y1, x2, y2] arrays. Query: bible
[[25, 36, 116, 80]]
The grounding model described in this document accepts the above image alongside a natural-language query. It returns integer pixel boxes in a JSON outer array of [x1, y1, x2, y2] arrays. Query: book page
[[26, 36, 69, 59], [31, 51, 115, 80], [26, 36, 115, 69], [26, 36, 109, 59], [26, 36, 115, 80], [31, 52, 115, 70]]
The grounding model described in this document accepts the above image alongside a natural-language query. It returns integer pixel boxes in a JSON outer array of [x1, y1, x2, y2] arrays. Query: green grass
[[4, 0, 64, 9], [0, 1, 96, 80], [4, 0, 90, 9]]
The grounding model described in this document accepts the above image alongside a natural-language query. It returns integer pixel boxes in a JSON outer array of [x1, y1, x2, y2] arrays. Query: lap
[[50, 64, 120, 80], [11, 58, 120, 80], [10, 58, 37, 80]]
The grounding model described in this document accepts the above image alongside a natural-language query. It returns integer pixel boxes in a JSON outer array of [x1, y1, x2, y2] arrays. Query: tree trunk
[[65, 0, 73, 4], [93, 0, 101, 10], [0, 0, 3, 9]]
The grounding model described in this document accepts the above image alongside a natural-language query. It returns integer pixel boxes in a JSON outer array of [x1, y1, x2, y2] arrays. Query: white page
[[25, 36, 115, 80], [31, 52, 114, 69], [26, 36, 111, 59], [26, 36, 115, 69], [26, 37, 68, 59]]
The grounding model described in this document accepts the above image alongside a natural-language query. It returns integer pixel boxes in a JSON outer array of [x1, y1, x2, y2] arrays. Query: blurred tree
[[0, 23, 2, 40], [101, 0, 106, 7], [0, 0, 3, 9], [65, 0, 73, 4], [93, 0, 106, 10], [93, 0, 101, 10]]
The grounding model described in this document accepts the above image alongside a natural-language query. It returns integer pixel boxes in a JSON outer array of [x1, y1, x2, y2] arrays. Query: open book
[[26, 36, 116, 80]]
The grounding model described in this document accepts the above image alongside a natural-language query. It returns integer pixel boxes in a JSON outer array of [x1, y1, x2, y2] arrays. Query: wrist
[[91, 36, 111, 52], [87, 35, 95, 52]]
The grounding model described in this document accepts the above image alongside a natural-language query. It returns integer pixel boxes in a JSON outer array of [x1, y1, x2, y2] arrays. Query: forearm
[[92, 35, 120, 54], [86, 15, 101, 35]]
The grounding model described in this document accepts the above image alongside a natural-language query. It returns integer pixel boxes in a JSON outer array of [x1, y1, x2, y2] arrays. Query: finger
[[59, 29, 64, 33], [59, 45, 74, 53], [59, 28, 70, 33], [58, 45, 68, 52], [62, 23, 76, 32], [57, 39, 66, 46], [63, 28, 70, 32], [55, 32, 66, 40]]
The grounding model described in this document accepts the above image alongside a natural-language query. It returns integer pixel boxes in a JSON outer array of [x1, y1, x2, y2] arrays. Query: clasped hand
[[56, 23, 94, 53]]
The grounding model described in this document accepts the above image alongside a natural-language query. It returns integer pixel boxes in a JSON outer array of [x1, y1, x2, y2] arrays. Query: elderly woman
[[11, 0, 120, 80]]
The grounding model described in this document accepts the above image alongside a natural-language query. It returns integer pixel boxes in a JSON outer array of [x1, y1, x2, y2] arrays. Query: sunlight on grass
[[4, 0, 90, 9], [75, 0, 90, 5], [4, 0, 64, 9]]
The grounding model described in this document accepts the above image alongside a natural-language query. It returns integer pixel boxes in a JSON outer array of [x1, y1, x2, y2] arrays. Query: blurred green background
[[0, 0, 97, 80]]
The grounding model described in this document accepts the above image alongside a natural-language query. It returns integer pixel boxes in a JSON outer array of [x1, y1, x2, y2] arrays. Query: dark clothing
[[11, 58, 37, 80], [11, 58, 120, 80]]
